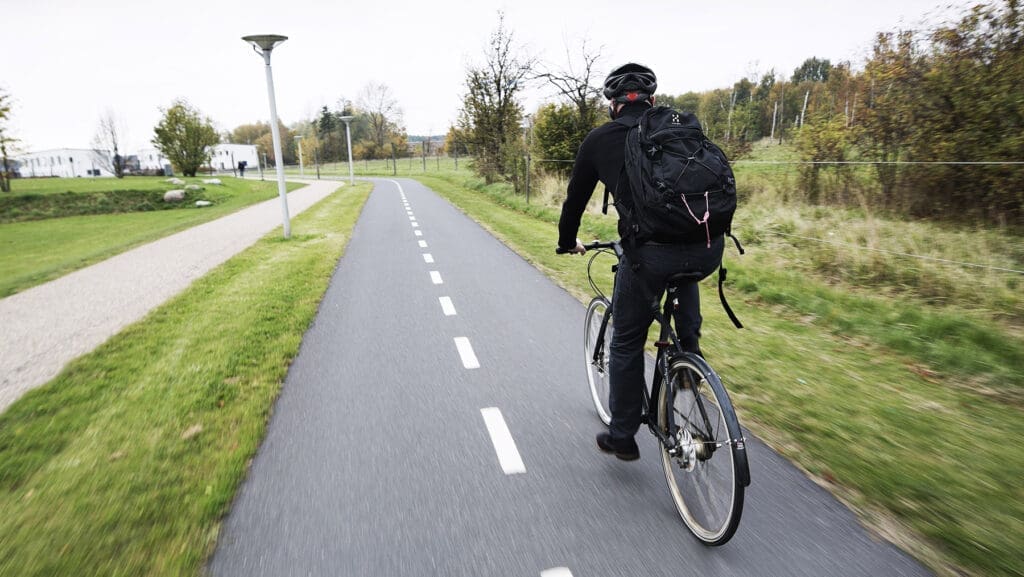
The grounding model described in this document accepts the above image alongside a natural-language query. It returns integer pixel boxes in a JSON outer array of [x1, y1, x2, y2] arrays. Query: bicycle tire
[[583, 297, 613, 426], [657, 354, 749, 545]]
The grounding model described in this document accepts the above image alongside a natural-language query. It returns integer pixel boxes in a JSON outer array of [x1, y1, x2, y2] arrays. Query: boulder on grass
[[167, 178, 186, 185], [202, 178, 222, 185], [195, 200, 213, 207], [185, 184, 203, 191], [163, 189, 186, 203]]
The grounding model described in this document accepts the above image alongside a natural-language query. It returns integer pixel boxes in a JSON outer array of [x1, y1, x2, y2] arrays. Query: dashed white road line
[[480, 407, 526, 475], [411, 222, 419, 228], [541, 569, 573, 577], [439, 296, 456, 316], [454, 337, 479, 369], [414, 230, 423, 236], [423, 253, 434, 263], [409, 216, 416, 221], [418, 240, 428, 248], [430, 271, 443, 284]]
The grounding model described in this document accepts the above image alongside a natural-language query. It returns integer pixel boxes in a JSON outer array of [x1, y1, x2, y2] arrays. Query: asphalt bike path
[[209, 178, 931, 576], [0, 179, 341, 414]]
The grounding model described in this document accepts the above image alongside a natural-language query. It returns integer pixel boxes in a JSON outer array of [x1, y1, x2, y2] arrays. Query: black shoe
[[596, 432, 640, 461]]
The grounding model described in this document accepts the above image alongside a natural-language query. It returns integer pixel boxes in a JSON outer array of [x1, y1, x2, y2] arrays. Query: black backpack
[[615, 106, 737, 247], [604, 106, 744, 328]]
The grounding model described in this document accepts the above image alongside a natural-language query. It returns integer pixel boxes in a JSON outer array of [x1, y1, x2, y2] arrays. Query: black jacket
[[557, 103, 649, 250]]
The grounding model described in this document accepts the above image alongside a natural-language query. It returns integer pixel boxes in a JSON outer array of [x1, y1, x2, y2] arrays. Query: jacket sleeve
[[558, 132, 600, 250]]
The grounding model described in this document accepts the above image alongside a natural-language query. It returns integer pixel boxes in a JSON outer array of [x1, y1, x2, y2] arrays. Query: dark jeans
[[608, 237, 724, 439]]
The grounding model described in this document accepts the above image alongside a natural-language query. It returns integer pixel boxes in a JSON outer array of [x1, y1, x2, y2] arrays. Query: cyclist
[[557, 63, 725, 461]]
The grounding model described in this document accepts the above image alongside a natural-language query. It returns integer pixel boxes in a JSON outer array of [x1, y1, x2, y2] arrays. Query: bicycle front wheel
[[657, 354, 749, 545], [583, 297, 613, 425]]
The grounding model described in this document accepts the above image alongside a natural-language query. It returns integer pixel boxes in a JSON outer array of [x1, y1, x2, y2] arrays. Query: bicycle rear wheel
[[657, 354, 749, 545], [583, 297, 613, 425]]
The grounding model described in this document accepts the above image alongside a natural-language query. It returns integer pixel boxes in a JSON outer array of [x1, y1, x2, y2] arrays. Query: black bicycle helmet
[[602, 63, 657, 102]]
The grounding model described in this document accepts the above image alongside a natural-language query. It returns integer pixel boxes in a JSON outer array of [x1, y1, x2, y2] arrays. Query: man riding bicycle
[[557, 63, 725, 461]]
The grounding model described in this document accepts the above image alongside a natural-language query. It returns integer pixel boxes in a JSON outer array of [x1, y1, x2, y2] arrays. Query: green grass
[[0, 182, 372, 576], [0, 177, 303, 298], [415, 172, 1023, 577], [6, 176, 181, 196]]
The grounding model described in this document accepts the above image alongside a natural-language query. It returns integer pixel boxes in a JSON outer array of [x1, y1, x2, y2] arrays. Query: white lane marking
[[409, 216, 416, 221], [418, 240, 428, 248], [391, 180, 405, 196], [454, 337, 480, 369], [423, 253, 434, 263], [411, 222, 419, 228], [407, 211, 414, 215], [430, 271, 443, 284], [541, 569, 573, 577], [439, 296, 456, 316], [480, 408, 526, 474], [414, 230, 423, 236]]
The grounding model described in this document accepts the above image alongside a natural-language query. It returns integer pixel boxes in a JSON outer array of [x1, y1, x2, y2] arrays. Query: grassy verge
[[415, 173, 1023, 577], [0, 182, 372, 576], [0, 177, 302, 297]]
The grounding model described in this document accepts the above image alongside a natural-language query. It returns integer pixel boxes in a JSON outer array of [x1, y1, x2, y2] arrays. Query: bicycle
[[558, 240, 751, 546]]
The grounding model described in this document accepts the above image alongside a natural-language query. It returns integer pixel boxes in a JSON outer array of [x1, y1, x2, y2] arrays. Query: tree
[[532, 103, 581, 174], [152, 99, 220, 177], [444, 125, 470, 157], [534, 40, 604, 168], [358, 82, 404, 157], [459, 12, 535, 182], [0, 89, 15, 192], [855, 31, 923, 204], [792, 57, 832, 83], [92, 109, 126, 178]]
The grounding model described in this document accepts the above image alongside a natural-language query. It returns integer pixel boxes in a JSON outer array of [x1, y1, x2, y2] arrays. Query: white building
[[135, 148, 173, 174], [15, 149, 116, 178], [17, 144, 260, 178], [137, 143, 260, 174], [208, 143, 260, 172]]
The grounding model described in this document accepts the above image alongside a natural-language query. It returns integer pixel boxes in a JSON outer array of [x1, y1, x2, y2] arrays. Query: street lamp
[[242, 33, 291, 239], [294, 135, 304, 177], [338, 115, 355, 186]]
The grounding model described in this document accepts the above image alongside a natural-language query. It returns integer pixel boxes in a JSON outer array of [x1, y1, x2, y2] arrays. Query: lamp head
[[242, 35, 288, 53]]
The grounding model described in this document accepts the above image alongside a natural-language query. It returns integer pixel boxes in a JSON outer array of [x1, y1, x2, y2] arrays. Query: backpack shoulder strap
[[603, 115, 640, 215]]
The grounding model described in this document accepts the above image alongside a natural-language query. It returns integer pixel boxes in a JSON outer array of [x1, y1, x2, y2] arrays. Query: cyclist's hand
[[570, 239, 587, 254]]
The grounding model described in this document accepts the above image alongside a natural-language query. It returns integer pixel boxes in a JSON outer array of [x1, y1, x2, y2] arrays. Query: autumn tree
[[152, 99, 220, 177]]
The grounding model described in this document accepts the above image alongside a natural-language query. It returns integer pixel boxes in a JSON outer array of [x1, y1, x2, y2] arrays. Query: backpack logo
[[671, 113, 680, 124]]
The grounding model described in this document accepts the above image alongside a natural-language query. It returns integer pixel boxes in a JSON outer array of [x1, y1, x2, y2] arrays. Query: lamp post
[[242, 33, 291, 238], [294, 135, 304, 177], [521, 115, 532, 203], [338, 115, 355, 186]]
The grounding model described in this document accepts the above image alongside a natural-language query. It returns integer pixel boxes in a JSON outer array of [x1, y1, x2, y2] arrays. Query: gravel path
[[0, 179, 343, 414]]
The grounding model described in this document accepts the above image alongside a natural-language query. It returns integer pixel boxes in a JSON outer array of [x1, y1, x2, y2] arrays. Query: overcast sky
[[4, 0, 971, 153]]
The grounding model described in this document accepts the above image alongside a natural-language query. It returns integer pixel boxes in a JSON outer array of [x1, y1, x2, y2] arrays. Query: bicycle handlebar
[[555, 240, 619, 254]]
